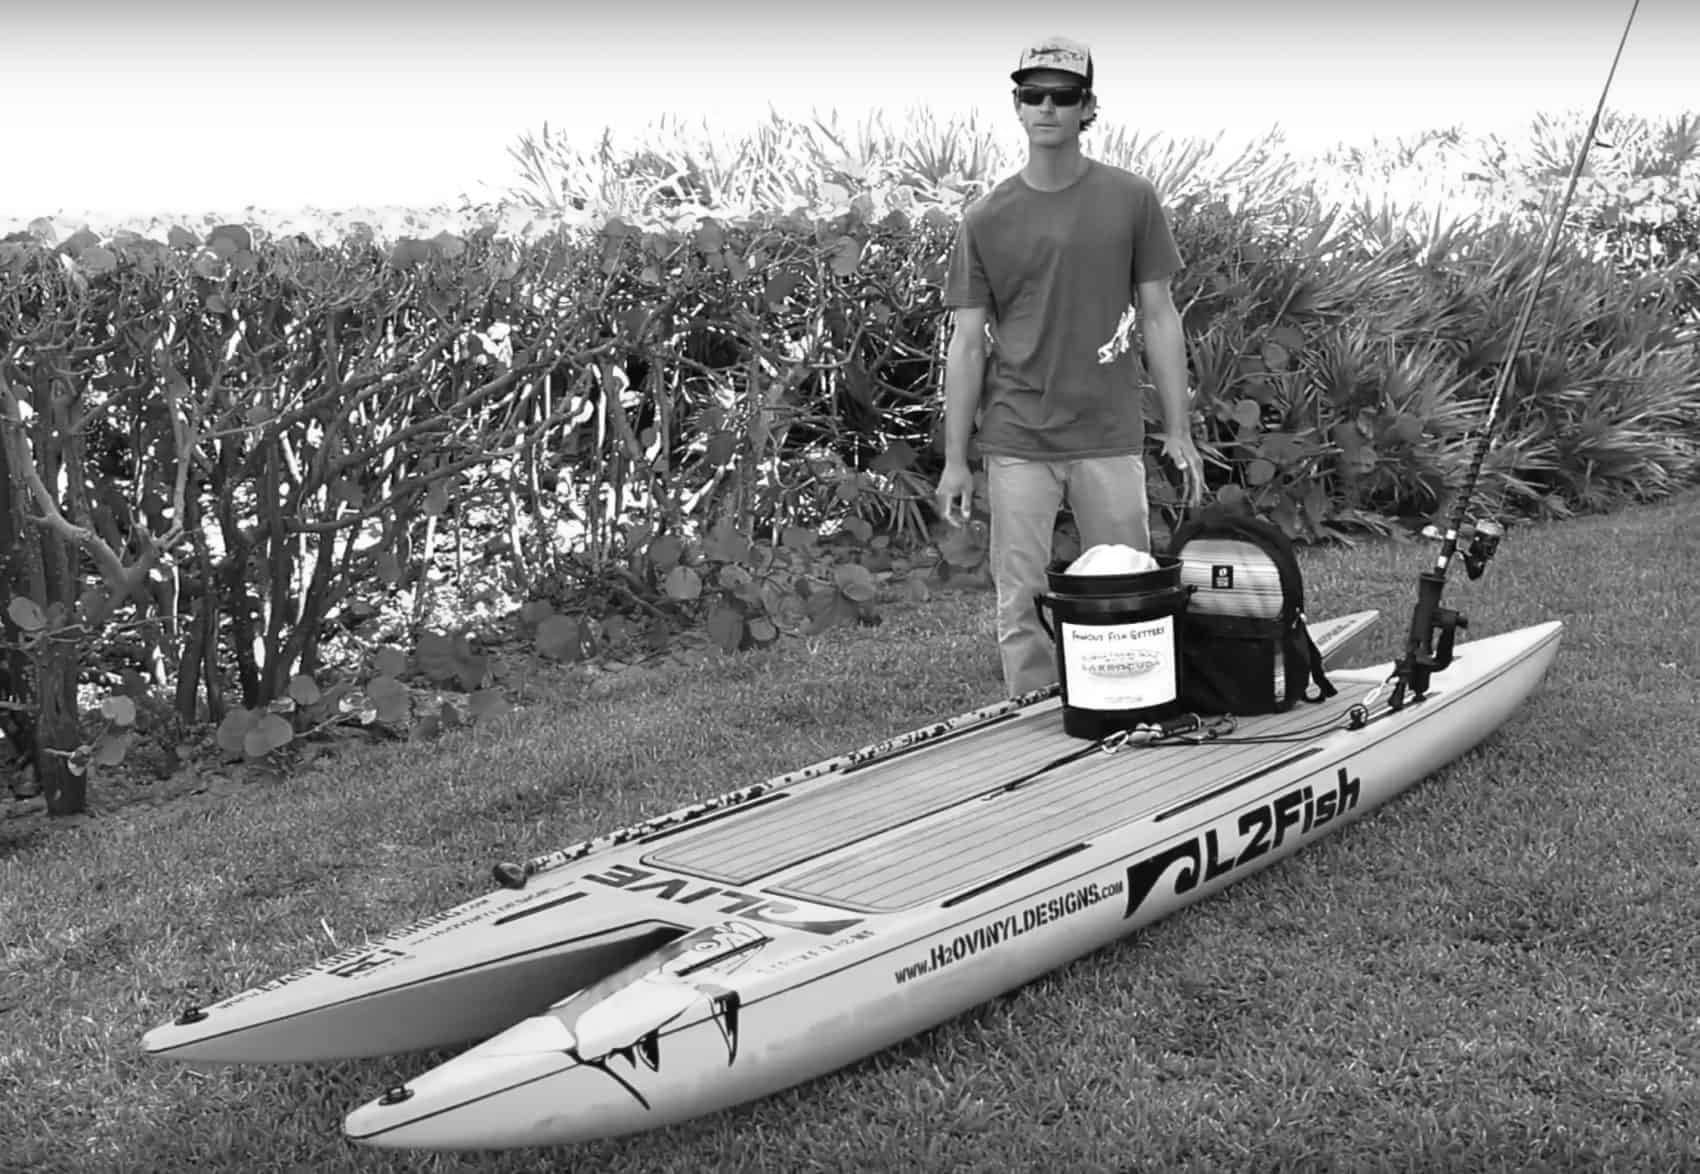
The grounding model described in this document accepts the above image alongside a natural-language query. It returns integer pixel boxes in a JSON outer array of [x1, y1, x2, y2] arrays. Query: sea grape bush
[[1, 106, 1696, 813]]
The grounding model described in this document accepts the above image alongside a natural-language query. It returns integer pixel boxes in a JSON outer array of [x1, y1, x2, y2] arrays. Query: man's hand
[[934, 461, 975, 525], [1160, 433, 1206, 507]]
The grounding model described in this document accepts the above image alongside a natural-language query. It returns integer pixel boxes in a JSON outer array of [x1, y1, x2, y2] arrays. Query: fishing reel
[[1421, 517, 1505, 581]]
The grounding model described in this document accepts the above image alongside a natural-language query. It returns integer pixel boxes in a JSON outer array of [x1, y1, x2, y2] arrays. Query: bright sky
[[3, 0, 1692, 226]]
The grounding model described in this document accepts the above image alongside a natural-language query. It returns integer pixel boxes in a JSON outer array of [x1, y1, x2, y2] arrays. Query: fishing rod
[[1386, 0, 1642, 710]]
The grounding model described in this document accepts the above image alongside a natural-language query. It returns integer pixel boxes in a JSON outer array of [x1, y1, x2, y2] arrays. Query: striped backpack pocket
[[1167, 508, 1337, 715]]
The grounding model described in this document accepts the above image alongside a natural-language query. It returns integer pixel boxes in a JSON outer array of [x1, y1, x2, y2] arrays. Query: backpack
[[1166, 507, 1337, 715]]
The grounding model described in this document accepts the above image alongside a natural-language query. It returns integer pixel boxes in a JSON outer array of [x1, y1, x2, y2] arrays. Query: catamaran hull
[[342, 620, 1560, 1150]]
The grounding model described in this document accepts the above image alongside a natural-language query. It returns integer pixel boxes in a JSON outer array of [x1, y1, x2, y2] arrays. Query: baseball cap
[[1011, 36, 1094, 88]]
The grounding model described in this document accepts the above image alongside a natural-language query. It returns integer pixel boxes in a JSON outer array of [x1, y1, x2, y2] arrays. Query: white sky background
[[2, 0, 1693, 225]]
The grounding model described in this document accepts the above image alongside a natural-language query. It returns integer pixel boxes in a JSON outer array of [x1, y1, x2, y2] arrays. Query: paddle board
[[143, 611, 1562, 1150]]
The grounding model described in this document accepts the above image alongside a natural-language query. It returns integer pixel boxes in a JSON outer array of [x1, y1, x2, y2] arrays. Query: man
[[934, 35, 1206, 698]]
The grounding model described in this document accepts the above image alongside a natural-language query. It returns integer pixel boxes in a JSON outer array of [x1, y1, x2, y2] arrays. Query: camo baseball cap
[[1011, 36, 1094, 88]]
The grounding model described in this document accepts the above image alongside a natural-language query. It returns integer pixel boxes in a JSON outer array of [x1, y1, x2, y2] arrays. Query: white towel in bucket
[[1067, 544, 1158, 576]]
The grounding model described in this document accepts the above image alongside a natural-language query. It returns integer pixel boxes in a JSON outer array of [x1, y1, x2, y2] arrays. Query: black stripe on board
[[941, 843, 1091, 909], [1153, 746, 1323, 822]]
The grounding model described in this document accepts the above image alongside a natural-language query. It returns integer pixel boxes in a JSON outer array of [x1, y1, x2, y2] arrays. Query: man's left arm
[[1136, 276, 1204, 506]]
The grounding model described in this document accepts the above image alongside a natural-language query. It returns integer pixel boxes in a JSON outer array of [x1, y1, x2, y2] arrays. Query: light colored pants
[[987, 453, 1152, 697]]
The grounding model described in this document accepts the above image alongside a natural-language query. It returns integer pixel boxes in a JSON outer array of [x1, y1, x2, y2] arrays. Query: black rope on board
[[1387, 0, 1644, 711]]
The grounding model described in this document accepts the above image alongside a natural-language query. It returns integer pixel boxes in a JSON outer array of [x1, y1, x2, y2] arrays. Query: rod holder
[[1390, 571, 1469, 709]]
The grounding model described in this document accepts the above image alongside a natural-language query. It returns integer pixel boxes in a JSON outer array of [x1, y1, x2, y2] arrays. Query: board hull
[[334, 619, 1561, 1150]]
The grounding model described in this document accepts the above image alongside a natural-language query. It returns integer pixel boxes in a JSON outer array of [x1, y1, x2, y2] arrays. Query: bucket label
[[1060, 616, 1178, 710]]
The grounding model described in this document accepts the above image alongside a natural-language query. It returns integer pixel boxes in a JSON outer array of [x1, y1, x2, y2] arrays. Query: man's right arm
[[936, 306, 989, 523]]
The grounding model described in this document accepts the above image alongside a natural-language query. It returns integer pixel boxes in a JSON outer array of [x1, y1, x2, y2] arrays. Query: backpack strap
[[1295, 619, 1338, 702]]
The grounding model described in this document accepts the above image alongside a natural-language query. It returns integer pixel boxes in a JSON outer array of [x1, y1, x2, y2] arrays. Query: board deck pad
[[648, 686, 1372, 912]]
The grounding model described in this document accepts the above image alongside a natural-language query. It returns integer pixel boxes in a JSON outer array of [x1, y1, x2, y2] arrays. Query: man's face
[[1013, 69, 1093, 143]]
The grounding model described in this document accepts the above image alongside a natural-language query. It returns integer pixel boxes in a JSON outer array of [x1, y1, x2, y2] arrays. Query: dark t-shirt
[[945, 159, 1183, 459]]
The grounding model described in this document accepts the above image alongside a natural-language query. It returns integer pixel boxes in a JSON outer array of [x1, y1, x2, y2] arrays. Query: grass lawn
[[2, 493, 1698, 1173]]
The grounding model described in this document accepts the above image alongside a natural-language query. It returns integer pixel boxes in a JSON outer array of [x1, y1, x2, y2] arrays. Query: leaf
[[781, 525, 817, 551], [829, 236, 863, 277], [764, 270, 803, 308], [209, 224, 252, 255], [693, 220, 725, 254], [748, 618, 778, 644], [645, 617, 671, 652], [664, 565, 703, 601], [367, 676, 410, 724], [870, 440, 916, 474], [431, 230, 466, 260], [1261, 342, 1292, 372], [100, 696, 137, 727], [456, 651, 489, 692], [706, 430, 738, 468], [7, 597, 46, 632], [423, 482, 451, 517], [375, 549, 404, 587], [416, 631, 460, 683], [374, 646, 409, 678], [805, 592, 860, 635], [78, 245, 117, 274], [648, 535, 684, 571], [939, 522, 989, 569], [904, 575, 932, 604], [833, 563, 878, 603], [536, 615, 583, 660], [1242, 376, 1278, 405], [93, 732, 132, 767], [1232, 399, 1261, 431], [706, 606, 745, 653], [1246, 458, 1278, 486], [701, 520, 749, 565], [331, 477, 365, 508], [244, 714, 295, 758], [216, 709, 259, 756], [288, 675, 321, 706], [469, 689, 511, 721], [1258, 431, 1303, 464]]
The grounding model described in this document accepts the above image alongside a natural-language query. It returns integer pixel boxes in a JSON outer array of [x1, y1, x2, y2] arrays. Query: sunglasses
[[1016, 84, 1087, 108]]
